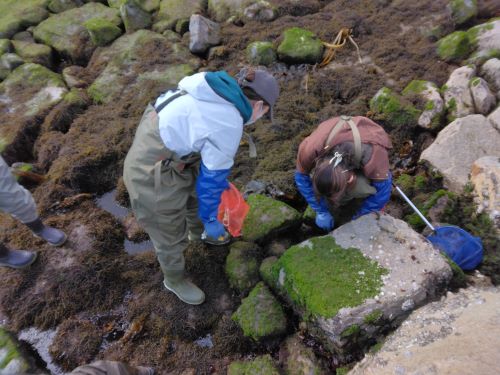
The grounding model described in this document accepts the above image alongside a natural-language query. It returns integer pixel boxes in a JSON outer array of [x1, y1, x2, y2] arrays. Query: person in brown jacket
[[294, 115, 393, 231]]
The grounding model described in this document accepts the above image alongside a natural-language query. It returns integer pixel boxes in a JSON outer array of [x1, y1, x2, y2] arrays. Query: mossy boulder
[[0, 328, 30, 374], [153, 0, 206, 33], [277, 27, 324, 64], [232, 282, 287, 341], [228, 354, 281, 375], [402, 80, 444, 129], [208, 0, 254, 23], [449, 0, 477, 26], [281, 335, 328, 375], [0, 53, 25, 72], [370, 87, 420, 128], [466, 19, 500, 64], [259, 256, 277, 287], [84, 18, 122, 47], [0, 40, 11, 56], [246, 41, 277, 66], [225, 241, 260, 294], [120, 0, 152, 33], [436, 31, 472, 62], [109, 0, 160, 12], [33, 2, 122, 63], [0, 0, 49, 39], [48, 0, 80, 13], [242, 194, 301, 243], [11, 40, 53, 67]]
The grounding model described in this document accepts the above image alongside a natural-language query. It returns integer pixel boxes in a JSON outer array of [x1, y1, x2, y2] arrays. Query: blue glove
[[204, 219, 226, 239], [315, 211, 334, 231], [353, 172, 392, 219], [196, 161, 230, 224]]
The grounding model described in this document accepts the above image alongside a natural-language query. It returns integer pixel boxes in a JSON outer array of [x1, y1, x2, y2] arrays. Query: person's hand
[[202, 220, 230, 245], [315, 211, 334, 231]]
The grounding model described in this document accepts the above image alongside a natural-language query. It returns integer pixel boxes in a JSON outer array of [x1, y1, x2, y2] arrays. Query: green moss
[[363, 309, 383, 324], [470, 77, 480, 87], [402, 80, 429, 96], [369, 342, 383, 353], [232, 282, 287, 341], [0, 0, 49, 39], [228, 355, 281, 375], [450, 0, 478, 25], [442, 253, 467, 289], [303, 205, 316, 224], [0, 39, 11, 55], [341, 324, 360, 338], [395, 174, 414, 194], [84, 17, 122, 47], [446, 97, 457, 122], [277, 27, 324, 64], [468, 49, 500, 65], [270, 236, 388, 319], [336, 367, 350, 375], [259, 256, 278, 287], [413, 175, 428, 191], [407, 189, 456, 230], [246, 41, 277, 66], [225, 242, 260, 293], [369, 87, 420, 128], [436, 31, 472, 62], [424, 100, 435, 111], [0, 329, 28, 371]]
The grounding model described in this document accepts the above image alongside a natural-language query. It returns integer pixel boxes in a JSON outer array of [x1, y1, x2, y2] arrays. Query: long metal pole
[[393, 184, 435, 232]]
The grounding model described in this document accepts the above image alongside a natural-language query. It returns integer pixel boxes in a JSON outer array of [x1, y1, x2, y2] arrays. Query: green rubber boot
[[163, 270, 205, 305]]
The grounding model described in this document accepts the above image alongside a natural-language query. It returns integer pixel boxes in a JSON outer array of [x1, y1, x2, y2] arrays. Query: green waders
[[123, 103, 205, 305]]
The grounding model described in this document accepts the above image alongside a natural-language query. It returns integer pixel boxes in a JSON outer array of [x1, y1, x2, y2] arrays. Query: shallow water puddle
[[96, 190, 153, 255]]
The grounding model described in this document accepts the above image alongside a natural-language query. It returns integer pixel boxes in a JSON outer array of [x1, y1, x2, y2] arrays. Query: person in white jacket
[[123, 68, 279, 305]]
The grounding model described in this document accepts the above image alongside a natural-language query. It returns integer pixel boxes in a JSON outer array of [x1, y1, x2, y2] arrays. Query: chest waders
[[123, 91, 205, 305]]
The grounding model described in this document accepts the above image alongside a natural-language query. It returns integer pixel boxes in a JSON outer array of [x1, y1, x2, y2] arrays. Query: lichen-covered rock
[[88, 30, 200, 103], [228, 354, 281, 375], [154, 0, 206, 33], [232, 282, 287, 341], [467, 19, 500, 64], [442, 65, 476, 121], [84, 17, 122, 46], [369, 87, 420, 128], [33, 2, 121, 64], [436, 31, 472, 62], [0, 53, 25, 71], [246, 41, 276, 66], [471, 156, 500, 229], [208, 0, 254, 23], [470, 77, 496, 114], [350, 287, 500, 375], [480, 58, 500, 98], [403, 80, 444, 129], [420, 114, 500, 192], [242, 194, 301, 242], [488, 105, 500, 130], [266, 214, 452, 356], [0, 40, 11, 56], [188, 14, 221, 54], [277, 27, 324, 64], [0, 328, 30, 374], [243, 1, 277, 22], [448, 0, 478, 26], [11, 40, 53, 67], [0, 0, 49, 39], [280, 335, 328, 375], [225, 241, 260, 294], [120, 0, 152, 33], [48, 0, 82, 13]]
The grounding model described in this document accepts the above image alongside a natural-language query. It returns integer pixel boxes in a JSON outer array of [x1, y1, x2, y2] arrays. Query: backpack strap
[[324, 115, 362, 168], [154, 90, 187, 113]]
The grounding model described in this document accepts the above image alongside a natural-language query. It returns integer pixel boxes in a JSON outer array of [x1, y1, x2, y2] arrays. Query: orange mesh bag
[[217, 183, 250, 237]]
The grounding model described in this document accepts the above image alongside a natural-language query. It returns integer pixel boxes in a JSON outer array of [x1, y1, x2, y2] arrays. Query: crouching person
[[123, 68, 279, 305], [295, 115, 393, 231]]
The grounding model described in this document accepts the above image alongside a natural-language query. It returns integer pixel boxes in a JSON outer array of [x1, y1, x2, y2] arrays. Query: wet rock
[[0, 53, 25, 71], [402, 80, 444, 129], [84, 17, 123, 46], [33, 2, 122, 64], [243, 1, 277, 22], [153, 0, 206, 33], [350, 287, 500, 375], [277, 27, 324, 64], [225, 241, 260, 294], [480, 58, 500, 98], [0, 328, 30, 374], [471, 156, 500, 229], [0, 40, 11, 56], [470, 76, 496, 114], [11, 40, 53, 68], [120, 0, 152, 33], [246, 41, 277, 66], [88, 30, 199, 103], [48, 0, 83, 13], [242, 194, 301, 243], [0, 0, 49, 39], [369, 87, 420, 128], [232, 281, 287, 341], [265, 214, 452, 357], [467, 19, 500, 64], [436, 31, 472, 62], [62, 65, 87, 88], [421, 114, 500, 192], [488, 105, 500, 130], [279, 335, 328, 375], [442, 65, 475, 121], [188, 14, 221, 54], [228, 354, 280, 375], [448, 0, 478, 26]]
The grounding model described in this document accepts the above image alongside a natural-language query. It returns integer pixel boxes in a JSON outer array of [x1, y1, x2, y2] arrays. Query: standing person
[[0, 156, 67, 269], [123, 68, 279, 305], [294, 115, 393, 231]]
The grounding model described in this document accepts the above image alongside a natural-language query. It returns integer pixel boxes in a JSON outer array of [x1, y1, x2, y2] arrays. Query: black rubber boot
[[0, 243, 37, 269], [25, 218, 67, 246]]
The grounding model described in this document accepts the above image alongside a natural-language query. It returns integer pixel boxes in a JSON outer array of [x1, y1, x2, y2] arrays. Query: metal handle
[[393, 184, 435, 232]]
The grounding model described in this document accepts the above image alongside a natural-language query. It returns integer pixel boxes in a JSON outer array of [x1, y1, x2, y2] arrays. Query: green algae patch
[[0, 328, 29, 372], [84, 18, 122, 47], [242, 194, 301, 243], [232, 282, 287, 341], [228, 354, 281, 375], [437, 31, 471, 62], [270, 236, 388, 319], [225, 241, 260, 294], [369, 87, 420, 128], [246, 41, 277, 66], [277, 27, 324, 64]]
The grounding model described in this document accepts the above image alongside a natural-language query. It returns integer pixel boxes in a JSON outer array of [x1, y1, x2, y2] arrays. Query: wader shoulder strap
[[154, 90, 187, 113], [324, 115, 362, 168]]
